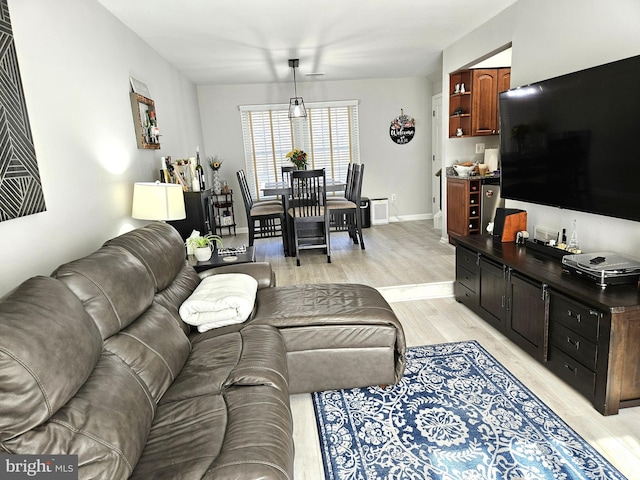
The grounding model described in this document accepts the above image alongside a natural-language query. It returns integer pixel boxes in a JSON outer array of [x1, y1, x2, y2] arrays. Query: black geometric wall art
[[0, 0, 46, 222]]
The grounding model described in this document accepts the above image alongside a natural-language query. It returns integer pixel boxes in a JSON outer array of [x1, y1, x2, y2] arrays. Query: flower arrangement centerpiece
[[286, 148, 308, 170], [207, 155, 224, 194]]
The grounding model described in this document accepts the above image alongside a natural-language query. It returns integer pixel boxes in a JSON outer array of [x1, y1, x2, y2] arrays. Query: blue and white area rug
[[312, 341, 626, 480]]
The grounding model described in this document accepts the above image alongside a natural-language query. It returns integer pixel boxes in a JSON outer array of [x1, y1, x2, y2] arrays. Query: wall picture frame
[[130, 92, 161, 150]]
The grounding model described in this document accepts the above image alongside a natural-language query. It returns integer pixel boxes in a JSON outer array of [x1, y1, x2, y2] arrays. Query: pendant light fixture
[[288, 59, 307, 119]]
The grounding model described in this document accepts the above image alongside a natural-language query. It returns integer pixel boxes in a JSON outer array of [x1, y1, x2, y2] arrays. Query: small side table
[[189, 246, 255, 272]]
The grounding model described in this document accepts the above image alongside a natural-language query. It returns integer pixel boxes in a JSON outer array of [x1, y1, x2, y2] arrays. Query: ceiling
[[97, 0, 517, 86]]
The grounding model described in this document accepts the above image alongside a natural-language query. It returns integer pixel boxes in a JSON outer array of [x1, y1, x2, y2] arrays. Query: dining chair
[[327, 162, 353, 202], [281, 165, 296, 183], [236, 170, 286, 249], [287, 168, 331, 266], [328, 163, 365, 249], [237, 169, 281, 208]]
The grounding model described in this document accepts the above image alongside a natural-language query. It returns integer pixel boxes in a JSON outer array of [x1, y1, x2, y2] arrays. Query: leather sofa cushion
[[53, 245, 155, 340], [222, 324, 288, 392], [162, 324, 288, 404], [199, 262, 276, 290], [131, 385, 293, 479], [4, 351, 155, 479], [0, 276, 102, 441], [254, 283, 398, 323], [153, 264, 201, 335], [103, 221, 187, 293], [105, 222, 202, 336], [104, 302, 191, 403], [252, 283, 407, 392], [206, 385, 293, 479], [54, 244, 191, 404]]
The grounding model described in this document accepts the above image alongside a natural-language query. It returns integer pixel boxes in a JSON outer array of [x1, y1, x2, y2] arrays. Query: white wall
[[441, 0, 640, 257], [0, 0, 204, 296], [197, 77, 433, 227]]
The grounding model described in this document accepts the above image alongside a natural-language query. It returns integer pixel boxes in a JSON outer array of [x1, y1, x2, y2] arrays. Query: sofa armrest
[[198, 262, 275, 289]]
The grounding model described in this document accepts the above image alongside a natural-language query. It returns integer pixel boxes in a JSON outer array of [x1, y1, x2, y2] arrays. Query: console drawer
[[455, 281, 476, 308], [547, 346, 596, 399], [550, 322, 598, 370], [457, 246, 477, 272], [456, 263, 477, 292], [549, 294, 600, 341]]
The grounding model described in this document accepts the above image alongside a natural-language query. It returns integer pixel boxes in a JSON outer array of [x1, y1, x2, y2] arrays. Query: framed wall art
[[0, 0, 46, 222]]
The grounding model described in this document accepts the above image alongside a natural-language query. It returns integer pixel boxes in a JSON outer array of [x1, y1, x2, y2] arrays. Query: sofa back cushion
[[103, 221, 191, 292], [53, 245, 155, 339], [104, 222, 201, 335], [4, 351, 156, 479], [53, 244, 191, 403], [0, 276, 102, 441]]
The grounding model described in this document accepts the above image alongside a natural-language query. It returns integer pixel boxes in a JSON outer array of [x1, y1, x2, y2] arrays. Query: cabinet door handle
[[566, 336, 580, 350], [563, 363, 578, 375], [567, 309, 581, 322], [501, 295, 505, 308]]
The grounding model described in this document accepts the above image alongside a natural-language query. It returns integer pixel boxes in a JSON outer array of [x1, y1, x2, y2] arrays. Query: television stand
[[454, 234, 640, 415]]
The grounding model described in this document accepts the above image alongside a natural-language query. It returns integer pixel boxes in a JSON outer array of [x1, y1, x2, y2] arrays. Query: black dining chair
[[281, 165, 296, 183], [287, 168, 331, 266], [327, 162, 353, 203], [236, 170, 286, 249], [328, 163, 365, 249]]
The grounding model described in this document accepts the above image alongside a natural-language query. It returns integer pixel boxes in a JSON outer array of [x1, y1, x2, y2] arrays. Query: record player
[[562, 252, 640, 288]]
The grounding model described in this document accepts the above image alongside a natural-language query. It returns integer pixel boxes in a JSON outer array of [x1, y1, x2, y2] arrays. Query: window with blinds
[[240, 100, 360, 200]]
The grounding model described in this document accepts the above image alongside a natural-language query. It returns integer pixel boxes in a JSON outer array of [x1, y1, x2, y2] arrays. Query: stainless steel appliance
[[481, 179, 504, 234]]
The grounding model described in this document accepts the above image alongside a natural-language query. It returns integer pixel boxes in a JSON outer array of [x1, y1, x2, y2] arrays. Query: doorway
[[431, 94, 442, 232]]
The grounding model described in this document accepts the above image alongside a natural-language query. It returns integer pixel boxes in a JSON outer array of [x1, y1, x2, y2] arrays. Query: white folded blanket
[[179, 273, 258, 332]]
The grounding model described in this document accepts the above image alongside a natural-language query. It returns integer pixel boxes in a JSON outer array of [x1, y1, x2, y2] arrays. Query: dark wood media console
[[454, 234, 640, 415]]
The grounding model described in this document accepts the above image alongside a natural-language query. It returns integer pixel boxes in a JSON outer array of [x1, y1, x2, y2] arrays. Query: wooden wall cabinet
[[454, 235, 640, 415], [449, 70, 472, 137], [446, 177, 481, 242], [449, 67, 511, 138]]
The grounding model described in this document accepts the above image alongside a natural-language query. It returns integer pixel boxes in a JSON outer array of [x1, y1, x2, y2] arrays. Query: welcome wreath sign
[[389, 109, 416, 145]]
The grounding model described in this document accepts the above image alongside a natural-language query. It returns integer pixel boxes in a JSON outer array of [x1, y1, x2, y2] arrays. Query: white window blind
[[240, 100, 360, 200]]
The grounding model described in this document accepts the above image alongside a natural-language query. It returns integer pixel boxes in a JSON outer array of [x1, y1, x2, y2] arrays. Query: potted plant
[[186, 233, 223, 261]]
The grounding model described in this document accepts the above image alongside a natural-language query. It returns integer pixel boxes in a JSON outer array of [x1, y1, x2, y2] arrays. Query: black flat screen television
[[499, 54, 640, 223]]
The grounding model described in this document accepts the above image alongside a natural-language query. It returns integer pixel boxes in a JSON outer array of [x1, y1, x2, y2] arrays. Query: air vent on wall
[[371, 198, 389, 225]]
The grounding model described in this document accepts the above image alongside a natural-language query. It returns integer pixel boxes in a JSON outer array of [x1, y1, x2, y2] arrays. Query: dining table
[[260, 178, 346, 257]]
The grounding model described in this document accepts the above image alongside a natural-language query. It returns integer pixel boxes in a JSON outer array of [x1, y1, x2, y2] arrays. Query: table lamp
[[132, 181, 186, 221]]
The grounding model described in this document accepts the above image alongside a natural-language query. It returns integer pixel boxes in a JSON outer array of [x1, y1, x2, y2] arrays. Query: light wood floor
[[222, 221, 640, 479]]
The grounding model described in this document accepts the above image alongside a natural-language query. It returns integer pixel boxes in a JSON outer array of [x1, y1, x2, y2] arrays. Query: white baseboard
[[377, 281, 454, 303], [389, 213, 432, 223]]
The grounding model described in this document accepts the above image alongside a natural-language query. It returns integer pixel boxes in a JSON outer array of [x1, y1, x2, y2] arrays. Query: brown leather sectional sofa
[[0, 222, 406, 479]]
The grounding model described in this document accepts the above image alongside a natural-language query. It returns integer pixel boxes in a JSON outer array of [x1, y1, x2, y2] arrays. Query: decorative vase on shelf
[[212, 170, 222, 195]]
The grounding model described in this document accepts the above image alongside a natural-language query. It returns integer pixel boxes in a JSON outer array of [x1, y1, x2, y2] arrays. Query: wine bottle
[[195, 146, 205, 190]]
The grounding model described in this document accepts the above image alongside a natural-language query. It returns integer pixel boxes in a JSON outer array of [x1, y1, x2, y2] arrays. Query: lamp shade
[[132, 182, 186, 221], [288, 97, 307, 118]]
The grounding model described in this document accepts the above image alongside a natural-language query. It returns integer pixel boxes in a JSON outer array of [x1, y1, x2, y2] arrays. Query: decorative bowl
[[453, 164, 476, 176]]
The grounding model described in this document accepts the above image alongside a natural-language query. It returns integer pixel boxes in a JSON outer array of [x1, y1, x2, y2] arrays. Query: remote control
[[590, 256, 606, 264]]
